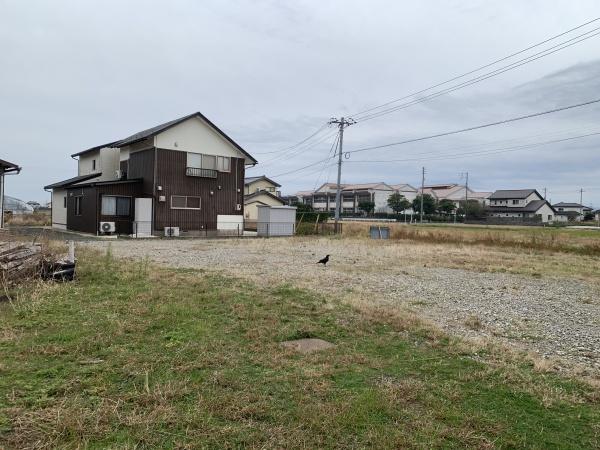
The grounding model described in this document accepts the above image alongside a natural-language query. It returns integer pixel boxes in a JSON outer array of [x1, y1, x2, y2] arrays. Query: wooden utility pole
[[328, 117, 355, 231]]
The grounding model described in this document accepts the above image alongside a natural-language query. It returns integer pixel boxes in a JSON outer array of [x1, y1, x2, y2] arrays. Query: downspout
[[44, 187, 52, 229]]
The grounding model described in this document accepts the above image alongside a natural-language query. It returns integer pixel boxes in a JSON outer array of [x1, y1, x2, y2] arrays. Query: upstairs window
[[187, 152, 231, 172], [512, 199, 519, 205], [92, 159, 96, 171], [217, 156, 230, 172]]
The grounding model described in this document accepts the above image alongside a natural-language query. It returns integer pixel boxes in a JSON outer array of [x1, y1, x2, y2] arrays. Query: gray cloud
[[1, 0, 599, 207]]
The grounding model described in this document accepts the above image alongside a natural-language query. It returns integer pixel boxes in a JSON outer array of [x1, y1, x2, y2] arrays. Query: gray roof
[[487, 200, 556, 213], [0, 158, 21, 173], [71, 112, 257, 164], [244, 190, 286, 203], [489, 189, 539, 200], [552, 202, 591, 210], [244, 175, 281, 187], [44, 173, 102, 190]]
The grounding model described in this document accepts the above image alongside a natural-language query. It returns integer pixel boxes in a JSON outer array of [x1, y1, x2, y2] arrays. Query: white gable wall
[[78, 148, 120, 181], [154, 117, 253, 164]]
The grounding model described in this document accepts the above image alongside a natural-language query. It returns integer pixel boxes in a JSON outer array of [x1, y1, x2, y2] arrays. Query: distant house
[[487, 189, 556, 223], [244, 175, 281, 196], [0, 159, 21, 228], [44, 112, 257, 235], [243, 176, 285, 223], [552, 202, 593, 222], [421, 184, 491, 208]]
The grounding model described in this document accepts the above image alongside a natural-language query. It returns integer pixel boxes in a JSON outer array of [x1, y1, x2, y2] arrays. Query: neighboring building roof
[[489, 189, 539, 200], [488, 200, 556, 214], [0, 158, 21, 174], [390, 183, 418, 192], [244, 190, 286, 204], [244, 175, 281, 187], [71, 112, 257, 164], [44, 173, 102, 190], [342, 182, 393, 191], [295, 191, 314, 198], [552, 202, 592, 210]]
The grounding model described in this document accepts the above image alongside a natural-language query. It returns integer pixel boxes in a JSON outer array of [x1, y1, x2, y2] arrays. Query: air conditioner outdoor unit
[[115, 169, 122, 179], [99, 221, 115, 234], [164, 227, 180, 237]]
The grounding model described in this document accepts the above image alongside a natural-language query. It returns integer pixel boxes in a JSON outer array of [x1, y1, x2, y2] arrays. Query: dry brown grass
[[342, 222, 600, 256], [5, 212, 51, 227]]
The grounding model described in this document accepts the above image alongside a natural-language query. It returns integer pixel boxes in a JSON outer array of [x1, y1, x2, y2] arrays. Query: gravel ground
[[86, 237, 600, 376]]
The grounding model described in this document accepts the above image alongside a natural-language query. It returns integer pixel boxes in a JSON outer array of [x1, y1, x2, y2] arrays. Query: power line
[[256, 129, 338, 168], [350, 17, 600, 120], [345, 131, 600, 163], [346, 98, 600, 155], [312, 132, 340, 191], [251, 122, 330, 155], [354, 27, 600, 122]]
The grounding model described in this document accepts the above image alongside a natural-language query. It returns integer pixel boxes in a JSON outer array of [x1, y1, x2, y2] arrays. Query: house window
[[92, 159, 96, 171], [217, 156, 230, 172], [512, 200, 519, 205], [63, 197, 67, 208], [101, 196, 131, 216], [548, 215, 553, 221], [74, 196, 82, 216], [171, 195, 201, 210], [187, 153, 230, 172]]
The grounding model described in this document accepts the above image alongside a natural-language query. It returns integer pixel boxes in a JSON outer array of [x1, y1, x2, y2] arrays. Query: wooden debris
[[0, 241, 43, 285]]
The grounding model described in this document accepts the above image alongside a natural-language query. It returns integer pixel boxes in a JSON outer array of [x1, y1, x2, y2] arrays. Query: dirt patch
[[281, 338, 336, 354]]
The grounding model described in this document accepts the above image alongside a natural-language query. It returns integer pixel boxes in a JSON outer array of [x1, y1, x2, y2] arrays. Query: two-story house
[[1, 159, 21, 228], [487, 189, 556, 223], [243, 175, 285, 224], [420, 184, 491, 209], [44, 112, 257, 236], [552, 202, 593, 222]]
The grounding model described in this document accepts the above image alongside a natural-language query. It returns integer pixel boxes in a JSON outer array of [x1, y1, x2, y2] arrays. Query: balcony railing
[[186, 167, 217, 178]]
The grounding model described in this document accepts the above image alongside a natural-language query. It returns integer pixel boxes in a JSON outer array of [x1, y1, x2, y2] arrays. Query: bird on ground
[[317, 255, 330, 266]]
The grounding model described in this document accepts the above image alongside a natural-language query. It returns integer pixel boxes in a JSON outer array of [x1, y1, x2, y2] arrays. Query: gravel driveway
[[85, 237, 600, 376]]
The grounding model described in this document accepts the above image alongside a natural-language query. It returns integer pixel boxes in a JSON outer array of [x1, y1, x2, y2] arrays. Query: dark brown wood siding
[[66, 185, 97, 234], [128, 148, 155, 195], [66, 181, 143, 234], [154, 148, 245, 231]]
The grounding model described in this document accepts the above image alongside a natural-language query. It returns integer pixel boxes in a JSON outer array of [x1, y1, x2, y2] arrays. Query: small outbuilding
[[256, 205, 297, 237], [0, 159, 22, 228]]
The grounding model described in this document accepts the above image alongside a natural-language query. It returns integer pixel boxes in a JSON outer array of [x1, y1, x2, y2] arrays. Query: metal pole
[[420, 167, 425, 224]]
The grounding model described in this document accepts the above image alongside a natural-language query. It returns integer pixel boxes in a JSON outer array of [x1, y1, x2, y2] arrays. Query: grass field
[[1, 250, 599, 449], [342, 222, 600, 256]]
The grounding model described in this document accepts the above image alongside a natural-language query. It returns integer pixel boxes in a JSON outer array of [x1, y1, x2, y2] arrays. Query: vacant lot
[[1, 251, 599, 448], [86, 233, 600, 377]]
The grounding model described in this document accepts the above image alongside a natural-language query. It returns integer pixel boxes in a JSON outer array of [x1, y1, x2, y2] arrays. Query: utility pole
[[460, 172, 469, 223], [420, 167, 425, 224], [543, 187, 547, 199], [328, 117, 355, 231], [580, 188, 584, 218]]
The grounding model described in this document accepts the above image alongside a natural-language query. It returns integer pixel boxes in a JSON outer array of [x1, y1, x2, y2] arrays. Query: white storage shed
[[256, 205, 297, 237]]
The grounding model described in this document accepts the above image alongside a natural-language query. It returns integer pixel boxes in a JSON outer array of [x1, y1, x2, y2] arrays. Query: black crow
[[317, 255, 330, 266]]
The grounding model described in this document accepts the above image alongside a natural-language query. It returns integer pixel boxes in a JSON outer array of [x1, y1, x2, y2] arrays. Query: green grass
[[1, 252, 598, 449]]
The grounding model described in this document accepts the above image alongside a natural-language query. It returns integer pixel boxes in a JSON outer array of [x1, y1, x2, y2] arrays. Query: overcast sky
[[1, 0, 599, 206]]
